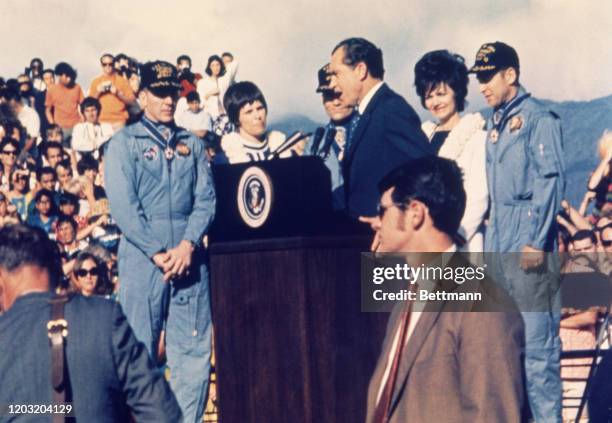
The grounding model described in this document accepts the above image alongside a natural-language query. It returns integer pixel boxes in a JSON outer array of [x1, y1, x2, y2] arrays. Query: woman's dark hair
[[205, 55, 226, 77], [223, 81, 267, 127], [77, 154, 98, 176], [54, 62, 77, 83], [414, 50, 469, 112], [34, 188, 54, 204], [378, 156, 466, 237], [73, 252, 113, 296]]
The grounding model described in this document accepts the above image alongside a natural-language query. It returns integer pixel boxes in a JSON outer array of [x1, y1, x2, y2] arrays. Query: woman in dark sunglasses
[[71, 252, 110, 297]]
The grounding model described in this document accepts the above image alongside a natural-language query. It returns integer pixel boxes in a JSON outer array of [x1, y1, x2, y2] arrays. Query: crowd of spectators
[[0, 52, 238, 303]]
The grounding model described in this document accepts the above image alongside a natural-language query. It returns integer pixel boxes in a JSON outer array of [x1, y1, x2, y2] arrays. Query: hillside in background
[[270, 95, 612, 207]]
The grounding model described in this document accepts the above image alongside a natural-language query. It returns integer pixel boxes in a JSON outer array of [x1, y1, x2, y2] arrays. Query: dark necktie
[[372, 283, 418, 423], [346, 111, 361, 151]]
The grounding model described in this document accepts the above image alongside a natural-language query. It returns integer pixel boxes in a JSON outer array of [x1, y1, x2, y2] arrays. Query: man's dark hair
[[36, 166, 56, 182], [572, 229, 597, 244], [186, 91, 200, 103], [223, 81, 267, 127], [414, 50, 469, 112], [40, 141, 63, 159], [378, 156, 466, 237], [56, 214, 77, 233], [54, 62, 77, 82], [177, 55, 192, 66], [34, 188, 54, 204], [332, 37, 385, 79], [3, 89, 22, 104], [205, 55, 226, 77], [58, 192, 79, 211], [0, 224, 62, 288], [77, 154, 98, 175], [80, 96, 101, 114], [42, 68, 54, 77], [221, 52, 233, 60]]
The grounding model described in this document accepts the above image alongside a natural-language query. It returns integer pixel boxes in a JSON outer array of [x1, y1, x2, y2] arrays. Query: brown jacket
[[365, 256, 526, 423]]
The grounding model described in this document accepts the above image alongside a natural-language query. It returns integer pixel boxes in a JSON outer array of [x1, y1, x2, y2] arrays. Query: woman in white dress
[[414, 50, 488, 251], [197, 55, 238, 120], [220, 81, 300, 164]]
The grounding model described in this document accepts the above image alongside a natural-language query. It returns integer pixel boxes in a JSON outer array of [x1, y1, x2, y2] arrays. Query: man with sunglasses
[[307, 63, 358, 210], [470, 41, 566, 422], [89, 53, 136, 131], [105, 61, 216, 423]]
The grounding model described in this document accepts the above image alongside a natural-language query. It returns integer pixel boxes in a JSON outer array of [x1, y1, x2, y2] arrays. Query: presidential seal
[[237, 166, 273, 228]]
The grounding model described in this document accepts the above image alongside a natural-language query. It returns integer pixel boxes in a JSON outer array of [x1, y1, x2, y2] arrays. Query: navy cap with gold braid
[[140, 60, 181, 96], [469, 41, 520, 78]]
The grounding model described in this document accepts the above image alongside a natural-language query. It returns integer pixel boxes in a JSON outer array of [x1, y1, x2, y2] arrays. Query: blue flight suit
[[484, 87, 565, 422], [104, 118, 216, 423]]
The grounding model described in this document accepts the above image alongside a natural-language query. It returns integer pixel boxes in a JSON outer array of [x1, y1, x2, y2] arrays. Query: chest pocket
[[173, 154, 195, 185], [498, 125, 532, 198], [135, 146, 164, 183]]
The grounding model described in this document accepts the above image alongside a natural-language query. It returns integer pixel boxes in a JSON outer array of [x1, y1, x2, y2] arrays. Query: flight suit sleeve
[[182, 139, 216, 247], [104, 135, 166, 258], [527, 113, 565, 250], [110, 302, 183, 422]]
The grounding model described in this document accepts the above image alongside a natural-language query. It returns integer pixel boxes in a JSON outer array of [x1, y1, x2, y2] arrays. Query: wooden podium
[[209, 157, 388, 423]]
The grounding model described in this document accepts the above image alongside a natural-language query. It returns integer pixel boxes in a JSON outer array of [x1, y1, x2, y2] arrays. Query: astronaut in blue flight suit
[[104, 61, 216, 423], [306, 63, 358, 210], [470, 42, 566, 422]]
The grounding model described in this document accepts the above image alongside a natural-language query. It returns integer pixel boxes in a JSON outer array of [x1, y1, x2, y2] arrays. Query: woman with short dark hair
[[414, 50, 488, 251], [220, 81, 296, 164]]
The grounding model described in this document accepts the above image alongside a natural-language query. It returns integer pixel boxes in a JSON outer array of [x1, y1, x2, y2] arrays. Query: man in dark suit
[[0, 225, 181, 422], [328, 37, 433, 218], [364, 157, 525, 423]]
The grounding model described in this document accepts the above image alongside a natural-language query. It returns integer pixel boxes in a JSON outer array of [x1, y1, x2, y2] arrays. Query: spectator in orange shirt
[[45, 62, 84, 143], [88, 54, 136, 131]]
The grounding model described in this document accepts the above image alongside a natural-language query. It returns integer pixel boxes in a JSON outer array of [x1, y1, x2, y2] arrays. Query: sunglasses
[[602, 239, 612, 247], [75, 268, 99, 278], [376, 202, 406, 219], [2, 150, 17, 156]]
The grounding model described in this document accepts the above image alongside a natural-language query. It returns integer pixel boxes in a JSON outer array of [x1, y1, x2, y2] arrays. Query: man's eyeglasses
[[601, 239, 612, 247], [75, 268, 99, 278], [101, 62, 114, 67], [1, 150, 17, 156], [377, 202, 406, 219]]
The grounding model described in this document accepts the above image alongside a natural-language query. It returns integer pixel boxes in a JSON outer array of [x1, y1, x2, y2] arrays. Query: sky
[[1, 0, 610, 124]]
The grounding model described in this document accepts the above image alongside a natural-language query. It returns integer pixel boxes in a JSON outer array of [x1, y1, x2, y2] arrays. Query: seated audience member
[[70, 252, 113, 297], [565, 229, 599, 273], [220, 81, 300, 163], [6, 90, 40, 153], [39, 141, 65, 168], [55, 160, 73, 193], [175, 91, 211, 138], [56, 215, 87, 264], [414, 50, 488, 251], [0, 139, 20, 192], [7, 169, 31, 221], [77, 154, 105, 199], [45, 124, 64, 144], [26, 188, 57, 236], [0, 191, 20, 227], [71, 97, 114, 157]]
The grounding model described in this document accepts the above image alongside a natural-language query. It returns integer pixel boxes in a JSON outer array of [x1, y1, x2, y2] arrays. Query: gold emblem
[[509, 115, 524, 133], [154, 63, 173, 79], [490, 129, 499, 144], [176, 142, 191, 156]]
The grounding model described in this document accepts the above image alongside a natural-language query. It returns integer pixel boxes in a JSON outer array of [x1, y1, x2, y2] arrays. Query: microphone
[[309, 127, 326, 155], [270, 131, 312, 159], [320, 127, 337, 159]]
